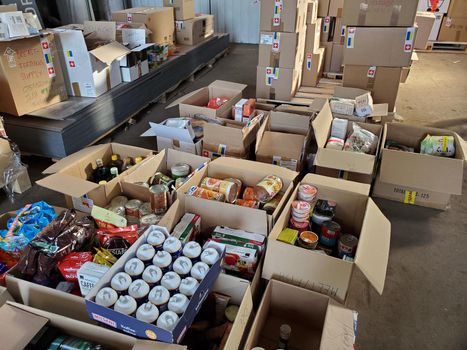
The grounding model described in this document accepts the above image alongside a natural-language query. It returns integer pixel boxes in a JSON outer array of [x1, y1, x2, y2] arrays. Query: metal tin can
[[263, 193, 283, 214], [319, 221, 341, 248], [171, 163, 191, 180], [297, 231, 318, 250], [150, 172, 174, 188], [290, 217, 309, 233], [314, 199, 337, 217], [225, 177, 242, 199], [338, 234, 359, 258], [150, 184, 169, 215], [108, 205, 126, 218], [236, 199, 260, 209], [139, 202, 153, 217], [298, 184, 318, 203], [125, 199, 143, 223], [140, 214, 162, 226], [291, 200, 311, 222], [254, 175, 283, 203], [111, 195, 129, 208], [186, 185, 225, 202], [242, 187, 256, 201], [200, 177, 238, 203]]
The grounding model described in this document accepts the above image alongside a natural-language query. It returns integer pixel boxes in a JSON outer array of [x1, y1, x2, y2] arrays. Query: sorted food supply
[[200, 177, 239, 203], [421, 135, 456, 157], [254, 175, 283, 203], [186, 185, 226, 202]]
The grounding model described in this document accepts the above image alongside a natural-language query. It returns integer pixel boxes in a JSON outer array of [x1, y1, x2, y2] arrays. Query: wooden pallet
[[418, 41, 467, 53], [291, 77, 342, 104]]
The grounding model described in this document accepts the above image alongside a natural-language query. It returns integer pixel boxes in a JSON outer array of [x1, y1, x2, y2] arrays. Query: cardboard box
[[331, 87, 390, 121], [330, 43, 343, 73], [312, 99, 383, 184], [182, 156, 298, 229], [306, 18, 322, 53], [333, 16, 346, 44], [256, 66, 300, 101], [0, 32, 68, 116], [119, 43, 152, 82], [302, 47, 324, 87], [167, 80, 247, 119], [438, 16, 467, 42], [112, 7, 175, 44], [244, 279, 357, 350], [36, 143, 154, 210], [418, 0, 451, 14], [329, 0, 344, 17], [0, 302, 167, 350], [343, 0, 418, 27], [321, 41, 333, 72], [259, 31, 301, 69], [343, 65, 402, 112], [379, 123, 466, 203], [306, 0, 318, 24], [317, 0, 330, 17], [175, 14, 214, 46], [203, 111, 267, 159], [415, 11, 436, 49], [344, 26, 417, 67], [54, 28, 130, 97], [0, 287, 13, 306], [320, 16, 332, 43], [163, 0, 195, 21], [256, 110, 312, 172], [260, 0, 308, 33], [447, 0, 467, 17], [429, 12, 445, 41], [262, 173, 391, 302]]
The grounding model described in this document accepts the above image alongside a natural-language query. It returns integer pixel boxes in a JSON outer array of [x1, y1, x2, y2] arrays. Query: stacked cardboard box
[[342, 0, 419, 112], [417, 0, 452, 42], [438, 0, 467, 42], [256, 0, 308, 101]]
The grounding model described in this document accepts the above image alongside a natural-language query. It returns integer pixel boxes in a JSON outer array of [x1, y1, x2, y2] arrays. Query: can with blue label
[[319, 221, 341, 248]]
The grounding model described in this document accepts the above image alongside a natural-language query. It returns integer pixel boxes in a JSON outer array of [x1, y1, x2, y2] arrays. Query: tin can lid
[[171, 163, 191, 176], [150, 184, 169, 194]]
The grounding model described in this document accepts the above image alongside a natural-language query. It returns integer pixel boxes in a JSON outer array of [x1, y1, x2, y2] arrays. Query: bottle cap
[[280, 324, 291, 339], [135, 156, 143, 164], [111, 154, 118, 161], [99, 180, 107, 185]]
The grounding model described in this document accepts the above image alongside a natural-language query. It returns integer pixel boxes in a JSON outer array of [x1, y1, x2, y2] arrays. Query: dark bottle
[[93, 158, 111, 183], [110, 154, 124, 173]]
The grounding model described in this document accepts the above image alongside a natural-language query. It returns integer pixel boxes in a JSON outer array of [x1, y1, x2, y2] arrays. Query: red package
[[207, 97, 230, 110], [94, 219, 118, 230], [57, 252, 93, 282], [96, 225, 139, 259]]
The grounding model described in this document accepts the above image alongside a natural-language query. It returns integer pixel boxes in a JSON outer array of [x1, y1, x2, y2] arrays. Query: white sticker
[[367, 66, 376, 78], [306, 53, 313, 71], [40, 37, 56, 78], [72, 196, 94, 213], [127, 13, 133, 23], [260, 33, 273, 45], [341, 25, 346, 37], [404, 27, 415, 53], [272, 32, 280, 52], [4, 47, 16, 68], [273, 0, 283, 27], [265, 67, 279, 86], [346, 27, 356, 48], [175, 21, 184, 30], [323, 16, 330, 33]]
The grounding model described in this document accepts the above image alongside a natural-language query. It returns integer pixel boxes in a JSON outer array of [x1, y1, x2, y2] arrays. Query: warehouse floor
[[1, 44, 466, 350]]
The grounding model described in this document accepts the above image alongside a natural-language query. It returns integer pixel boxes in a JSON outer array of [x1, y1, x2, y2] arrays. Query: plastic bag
[[207, 97, 230, 109], [1, 135, 28, 203], [344, 123, 378, 154], [420, 134, 455, 157]]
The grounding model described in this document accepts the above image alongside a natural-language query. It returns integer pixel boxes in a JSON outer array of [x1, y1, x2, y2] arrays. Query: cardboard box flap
[[165, 88, 205, 110], [90, 41, 131, 65], [334, 86, 367, 100], [312, 101, 334, 148], [84, 21, 116, 41], [315, 148, 376, 175], [42, 144, 108, 174], [270, 111, 311, 135], [320, 301, 356, 350], [258, 131, 305, 160], [355, 199, 391, 295], [141, 121, 195, 143], [133, 340, 187, 350], [203, 123, 245, 150], [209, 80, 247, 93], [123, 152, 166, 183], [36, 173, 100, 198], [302, 173, 370, 197], [0, 304, 49, 349]]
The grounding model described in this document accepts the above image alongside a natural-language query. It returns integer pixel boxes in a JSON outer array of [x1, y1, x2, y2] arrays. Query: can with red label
[[338, 234, 359, 258], [319, 221, 341, 248]]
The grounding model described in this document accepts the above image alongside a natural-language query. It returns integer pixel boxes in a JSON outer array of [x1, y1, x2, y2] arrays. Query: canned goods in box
[[290, 217, 309, 233], [171, 163, 191, 179], [242, 187, 256, 201], [236, 199, 260, 209], [150, 172, 174, 188], [338, 234, 358, 258], [150, 184, 169, 215], [139, 202, 152, 217], [186, 185, 225, 202], [140, 214, 162, 226], [298, 184, 318, 203], [111, 195, 129, 208], [254, 175, 283, 203], [225, 177, 242, 198], [200, 177, 238, 203], [319, 221, 341, 248], [125, 199, 142, 223], [297, 231, 318, 250]]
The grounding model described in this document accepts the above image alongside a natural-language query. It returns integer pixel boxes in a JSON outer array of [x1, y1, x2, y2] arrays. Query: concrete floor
[[1, 45, 466, 349]]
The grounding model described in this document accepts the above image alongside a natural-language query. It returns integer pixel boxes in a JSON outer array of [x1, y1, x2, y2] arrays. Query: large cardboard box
[[203, 111, 267, 159], [438, 16, 467, 42], [343, 0, 418, 27], [312, 100, 383, 184], [302, 47, 324, 87], [317, 0, 331, 17], [36, 143, 154, 210], [182, 156, 298, 230], [343, 65, 402, 112], [418, 0, 451, 14], [167, 80, 247, 119], [119, 43, 152, 82], [175, 14, 214, 46], [447, 0, 467, 17], [260, 0, 308, 33], [415, 11, 436, 49], [262, 173, 391, 302], [321, 41, 333, 72], [320, 16, 332, 43], [344, 26, 417, 67], [256, 110, 312, 172], [377, 123, 466, 207], [330, 43, 343, 73], [306, 18, 322, 53], [244, 279, 357, 350], [306, 0, 318, 24], [163, 0, 195, 21], [256, 66, 300, 101], [112, 7, 175, 44], [0, 32, 68, 116], [429, 12, 445, 41], [329, 0, 344, 17], [259, 31, 301, 69]]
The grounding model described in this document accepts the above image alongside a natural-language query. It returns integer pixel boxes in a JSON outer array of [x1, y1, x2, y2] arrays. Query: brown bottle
[[110, 154, 124, 173]]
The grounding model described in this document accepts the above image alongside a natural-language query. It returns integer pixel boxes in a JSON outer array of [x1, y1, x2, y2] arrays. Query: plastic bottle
[[110, 167, 119, 179]]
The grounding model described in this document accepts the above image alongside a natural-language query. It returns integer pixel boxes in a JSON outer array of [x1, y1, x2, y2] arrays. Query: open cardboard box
[[244, 279, 357, 350], [202, 111, 268, 160], [166, 80, 247, 119], [374, 123, 466, 209], [119, 43, 153, 82], [255, 110, 312, 172], [0, 301, 174, 350], [121, 148, 210, 203], [312, 99, 383, 184], [332, 87, 389, 122], [262, 174, 391, 303], [180, 156, 298, 230], [37, 143, 154, 212], [159, 195, 269, 302]]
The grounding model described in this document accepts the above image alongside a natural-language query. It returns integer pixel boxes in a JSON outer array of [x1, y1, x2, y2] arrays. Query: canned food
[[225, 178, 242, 199], [290, 217, 309, 233], [319, 221, 341, 248], [186, 186, 225, 202], [200, 177, 238, 203], [338, 234, 358, 258], [291, 201, 311, 218], [150, 184, 169, 215], [242, 187, 256, 201], [236, 199, 260, 209], [254, 175, 283, 203], [311, 211, 333, 233], [171, 163, 191, 180], [108, 205, 126, 217], [298, 184, 318, 203], [314, 199, 337, 217], [140, 214, 162, 226], [297, 231, 318, 250], [263, 193, 283, 215], [125, 199, 143, 223], [139, 202, 153, 217], [175, 177, 187, 189], [150, 172, 174, 188], [111, 195, 129, 208]]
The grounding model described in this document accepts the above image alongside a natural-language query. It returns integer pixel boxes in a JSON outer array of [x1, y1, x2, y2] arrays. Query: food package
[[330, 98, 355, 116], [326, 137, 345, 150], [355, 92, 374, 118], [331, 118, 348, 140], [207, 97, 230, 109], [343, 123, 378, 154], [420, 135, 456, 157], [57, 252, 93, 282]]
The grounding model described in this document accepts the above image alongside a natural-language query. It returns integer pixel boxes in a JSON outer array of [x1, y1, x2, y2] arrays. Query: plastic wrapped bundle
[[420, 135, 455, 157], [344, 123, 378, 154]]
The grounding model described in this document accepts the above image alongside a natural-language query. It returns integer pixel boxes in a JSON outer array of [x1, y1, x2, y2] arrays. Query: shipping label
[[260, 33, 273, 45], [404, 27, 415, 53], [72, 196, 94, 213], [265, 67, 279, 86], [323, 16, 330, 33], [273, 0, 283, 27], [306, 53, 312, 71], [346, 27, 356, 48], [367, 66, 376, 78], [40, 37, 56, 77]]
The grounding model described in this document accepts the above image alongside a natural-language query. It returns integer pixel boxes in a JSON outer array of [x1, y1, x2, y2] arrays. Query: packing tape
[[390, 5, 402, 27], [270, 32, 281, 66], [40, 37, 56, 78], [404, 191, 416, 205], [217, 144, 227, 155], [357, 1, 368, 26], [65, 49, 76, 69], [272, 0, 284, 29]]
